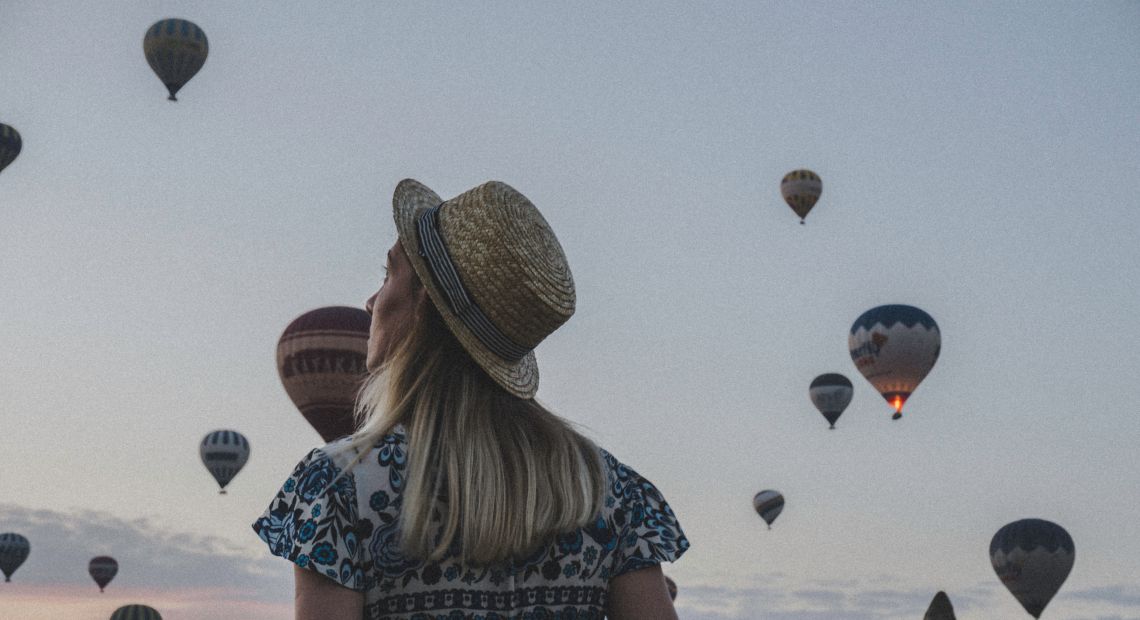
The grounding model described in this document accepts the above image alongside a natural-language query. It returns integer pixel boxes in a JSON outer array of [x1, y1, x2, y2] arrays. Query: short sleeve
[[603, 452, 690, 577], [252, 447, 366, 590]]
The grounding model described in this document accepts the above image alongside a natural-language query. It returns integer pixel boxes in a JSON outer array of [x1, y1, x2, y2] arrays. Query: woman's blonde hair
[[348, 293, 605, 566]]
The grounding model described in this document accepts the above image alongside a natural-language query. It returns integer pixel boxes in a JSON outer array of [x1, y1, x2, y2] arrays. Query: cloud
[[1069, 585, 1140, 608], [0, 503, 291, 602]]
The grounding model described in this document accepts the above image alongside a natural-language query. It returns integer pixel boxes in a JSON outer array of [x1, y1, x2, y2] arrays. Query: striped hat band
[[416, 206, 530, 362]]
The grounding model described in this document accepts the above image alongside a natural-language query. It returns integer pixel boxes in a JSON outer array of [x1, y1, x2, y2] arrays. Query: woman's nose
[[365, 292, 377, 314]]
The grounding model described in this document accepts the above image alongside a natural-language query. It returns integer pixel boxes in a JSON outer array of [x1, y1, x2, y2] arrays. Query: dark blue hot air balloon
[[0, 123, 21, 175], [143, 19, 208, 101], [0, 532, 29, 582], [990, 519, 1075, 618]]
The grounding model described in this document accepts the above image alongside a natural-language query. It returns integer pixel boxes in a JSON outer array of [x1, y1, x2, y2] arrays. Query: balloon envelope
[[111, 604, 162, 620], [752, 490, 784, 529], [143, 18, 208, 101], [924, 591, 956, 620], [0, 532, 29, 582], [200, 430, 250, 493], [665, 575, 677, 601], [277, 306, 371, 442], [809, 373, 853, 429], [89, 556, 118, 592], [849, 304, 940, 419], [991, 519, 1074, 618], [0, 123, 20, 174], [780, 169, 822, 223]]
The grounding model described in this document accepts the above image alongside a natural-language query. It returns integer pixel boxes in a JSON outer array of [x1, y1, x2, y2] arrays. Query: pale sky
[[2, 2, 1139, 619]]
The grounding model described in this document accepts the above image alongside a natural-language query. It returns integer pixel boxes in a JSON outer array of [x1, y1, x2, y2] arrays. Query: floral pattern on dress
[[253, 432, 687, 618]]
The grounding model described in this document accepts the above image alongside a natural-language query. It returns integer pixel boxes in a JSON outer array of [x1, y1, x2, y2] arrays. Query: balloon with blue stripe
[[200, 430, 250, 494], [991, 518, 1075, 618], [809, 373, 853, 429], [143, 18, 208, 101], [849, 304, 940, 420], [0, 532, 29, 582], [0, 123, 21, 175]]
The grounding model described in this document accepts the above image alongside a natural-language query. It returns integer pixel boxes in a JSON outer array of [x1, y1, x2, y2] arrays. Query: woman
[[254, 179, 687, 619]]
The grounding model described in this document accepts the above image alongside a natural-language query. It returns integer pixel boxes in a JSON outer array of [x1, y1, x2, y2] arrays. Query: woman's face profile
[[364, 240, 423, 371]]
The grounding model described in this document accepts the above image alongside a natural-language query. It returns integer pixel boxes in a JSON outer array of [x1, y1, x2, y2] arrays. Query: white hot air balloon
[[849, 304, 940, 420]]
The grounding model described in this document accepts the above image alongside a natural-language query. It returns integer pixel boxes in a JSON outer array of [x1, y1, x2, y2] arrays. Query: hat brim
[[392, 178, 539, 399]]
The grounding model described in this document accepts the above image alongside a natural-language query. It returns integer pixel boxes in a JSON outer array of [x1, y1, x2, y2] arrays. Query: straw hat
[[392, 179, 575, 398]]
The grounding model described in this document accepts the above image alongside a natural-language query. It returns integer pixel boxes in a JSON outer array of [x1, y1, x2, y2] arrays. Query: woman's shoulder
[[590, 445, 690, 575], [315, 427, 408, 467]]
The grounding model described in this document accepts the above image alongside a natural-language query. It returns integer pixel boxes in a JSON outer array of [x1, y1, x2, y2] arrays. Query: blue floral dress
[[253, 429, 688, 619]]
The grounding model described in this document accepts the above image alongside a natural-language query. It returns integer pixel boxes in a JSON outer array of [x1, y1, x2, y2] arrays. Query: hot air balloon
[[924, 591, 956, 620], [780, 169, 822, 224], [752, 490, 784, 530], [664, 575, 678, 601], [89, 556, 118, 592], [111, 604, 162, 620], [278, 306, 371, 442], [200, 430, 250, 494], [0, 123, 20, 175], [0, 533, 29, 582], [849, 304, 940, 420], [809, 373, 853, 429], [991, 519, 1074, 618], [143, 19, 208, 101]]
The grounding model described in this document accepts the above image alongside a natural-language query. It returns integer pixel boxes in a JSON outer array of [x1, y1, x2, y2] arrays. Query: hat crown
[[436, 181, 575, 352]]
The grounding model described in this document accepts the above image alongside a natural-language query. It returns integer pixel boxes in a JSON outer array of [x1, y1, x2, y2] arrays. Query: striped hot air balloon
[[809, 373, 853, 429], [780, 169, 822, 224], [752, 490, 784, 530], [849, 304, 940, 420], [143, 19, 208, 101], [110, 604, 162, 620], [0, 533, 29, 582], [277, 306, 371, 442], [200, 430, 250, 494], [0, 123, 21, 175], [89, 556, 118, 592], [991, 519, 1075, 618]]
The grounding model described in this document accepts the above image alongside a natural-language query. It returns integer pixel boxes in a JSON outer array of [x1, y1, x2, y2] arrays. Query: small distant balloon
[[991, 519, 1074, 618], [0, 533, 29, 582], [809, 373, 853, 429], [665, 575, 678, 601], [143, 19, 208, 101], [780, 169, 822, 224], [200, 430, 250, 494], [849, 304, 940, 420], [752, 490, 784, 530], [277, 306, 371, 442], [0, 123, 21, 175], [924, 591, 956, 620], [89, 556, 118, 592], [110, 604, 163, 620]]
